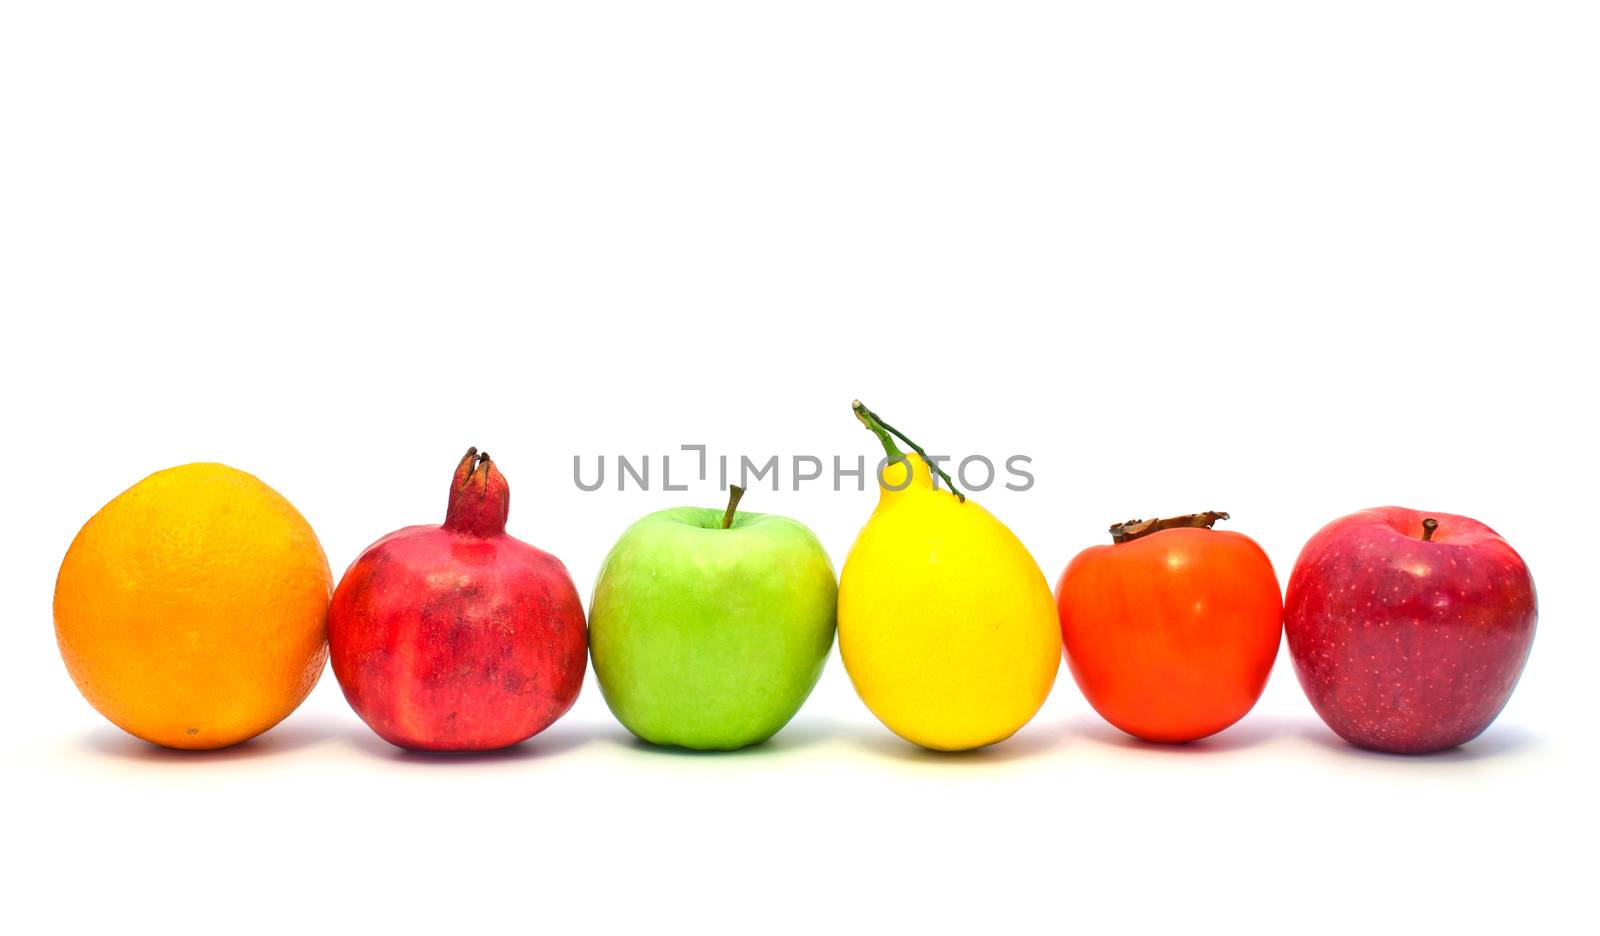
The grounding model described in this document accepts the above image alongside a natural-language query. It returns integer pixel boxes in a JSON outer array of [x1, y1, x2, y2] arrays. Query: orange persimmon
[[1055, 512, 1282, 743]]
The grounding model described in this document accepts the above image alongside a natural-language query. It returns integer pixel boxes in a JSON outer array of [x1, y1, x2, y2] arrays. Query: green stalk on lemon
[[838, 401, 1061, 751]]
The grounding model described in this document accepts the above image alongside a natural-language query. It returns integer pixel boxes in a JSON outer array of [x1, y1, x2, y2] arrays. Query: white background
[[3, 2, 1596, 933]]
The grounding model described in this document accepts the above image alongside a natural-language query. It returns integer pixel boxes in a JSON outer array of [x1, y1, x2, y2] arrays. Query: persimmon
[[1055, 512, 1282, 743]]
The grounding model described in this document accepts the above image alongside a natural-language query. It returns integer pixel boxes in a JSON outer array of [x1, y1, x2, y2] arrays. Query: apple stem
[[721, 484, 746, 529], [1422, 518, 1439, 542], [1109, 511, 1230, 544], [851, 400, 965, 503]]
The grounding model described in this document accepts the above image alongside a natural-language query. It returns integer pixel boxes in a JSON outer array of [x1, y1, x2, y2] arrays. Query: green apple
[[589, 487, 837, 750]]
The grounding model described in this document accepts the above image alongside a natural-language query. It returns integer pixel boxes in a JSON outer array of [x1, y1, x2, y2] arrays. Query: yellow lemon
[[838, 403, 1060, 751], [54, 463, 332, 749]]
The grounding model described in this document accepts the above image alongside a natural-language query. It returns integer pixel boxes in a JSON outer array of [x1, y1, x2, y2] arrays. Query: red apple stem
[[721, 484, 746, 529], [1421, 518, 1439, 542], [1109, 511, 1230, 544], [851, 400, 965, 503]]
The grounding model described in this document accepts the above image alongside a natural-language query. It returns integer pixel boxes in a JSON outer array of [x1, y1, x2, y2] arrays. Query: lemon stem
[[851, 400, 964, 502]]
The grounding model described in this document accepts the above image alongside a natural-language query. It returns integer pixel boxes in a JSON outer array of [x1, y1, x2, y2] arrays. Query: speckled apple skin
[[1284, 507, 1536, 754]]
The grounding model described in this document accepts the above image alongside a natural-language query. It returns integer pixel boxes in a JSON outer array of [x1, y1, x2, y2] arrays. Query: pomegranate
[[329, 448, 587, 751]]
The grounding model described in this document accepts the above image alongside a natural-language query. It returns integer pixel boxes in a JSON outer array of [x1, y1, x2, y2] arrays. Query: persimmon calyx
[[1109, 511, 1230, 544]]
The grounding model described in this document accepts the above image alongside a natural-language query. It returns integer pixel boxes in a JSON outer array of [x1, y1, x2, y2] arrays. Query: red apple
[[1284, 507, 1536, 754]]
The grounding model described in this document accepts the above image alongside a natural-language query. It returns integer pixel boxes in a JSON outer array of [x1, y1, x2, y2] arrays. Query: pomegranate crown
[[443, 447, 510, 536]]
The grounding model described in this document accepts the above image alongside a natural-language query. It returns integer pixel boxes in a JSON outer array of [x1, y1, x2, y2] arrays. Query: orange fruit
[[54, 463, 332, 749]]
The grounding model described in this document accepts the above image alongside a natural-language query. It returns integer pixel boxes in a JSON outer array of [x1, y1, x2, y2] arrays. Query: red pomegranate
[[329, 448, 587, 751]]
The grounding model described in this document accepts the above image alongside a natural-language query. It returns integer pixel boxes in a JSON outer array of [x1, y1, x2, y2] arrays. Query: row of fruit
[[52, 401, 1538, 757]]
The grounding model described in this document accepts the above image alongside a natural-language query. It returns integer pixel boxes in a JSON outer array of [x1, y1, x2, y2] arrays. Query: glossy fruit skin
[[328, 451, 587, 752], [54, 463, 332, 750], [589, 506, 837, 750], [839, 452, 1060, 751], [1057, 526, 1282, 742], [1284, 507, 1536, 754]]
